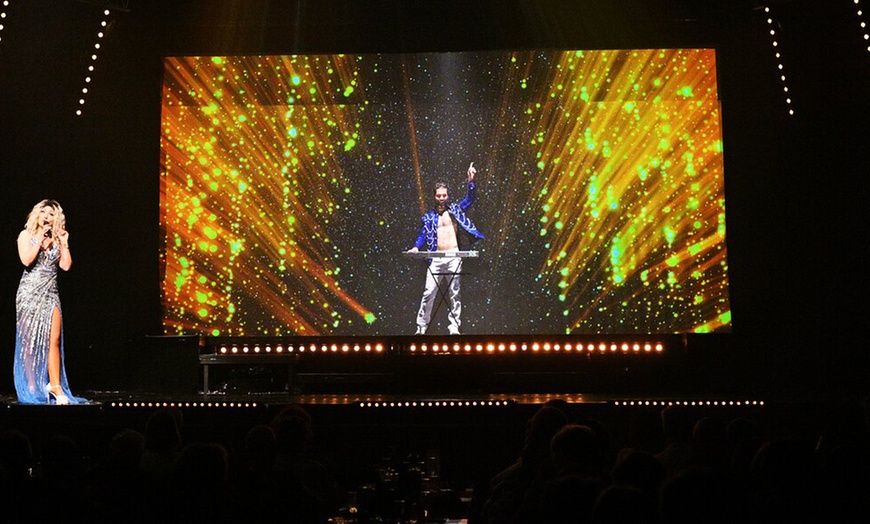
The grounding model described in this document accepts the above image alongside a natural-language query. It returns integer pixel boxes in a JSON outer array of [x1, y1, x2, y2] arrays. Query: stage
[[1, 332, 859, 524], [0, 1, 866, 522]]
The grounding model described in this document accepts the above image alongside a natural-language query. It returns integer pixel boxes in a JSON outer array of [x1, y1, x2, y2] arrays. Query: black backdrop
[[0, 0, 866, 396]]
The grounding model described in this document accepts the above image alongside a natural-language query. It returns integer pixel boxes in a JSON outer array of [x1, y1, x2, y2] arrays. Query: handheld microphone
[[44, 229, 52, 238]]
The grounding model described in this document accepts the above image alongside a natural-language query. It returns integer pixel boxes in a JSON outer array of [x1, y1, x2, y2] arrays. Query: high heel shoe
[[46, 384, 70, 405]]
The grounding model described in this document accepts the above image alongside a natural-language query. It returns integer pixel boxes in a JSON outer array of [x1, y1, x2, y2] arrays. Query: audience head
[[108, 429, 146, 471], [242, 424, 277, 470], [550, 424, 606, 478], [145, 408, 183, 453], [524, 406, 569, 451], [611, 449, 665, 500], [272, 407, 313, 458], [0, 429, 33, 480]]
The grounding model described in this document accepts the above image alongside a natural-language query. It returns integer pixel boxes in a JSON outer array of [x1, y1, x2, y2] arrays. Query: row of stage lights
[[407, 341, 664, 354], [613, 400, 764, 407], [109, 401, 258, 408], [359, 400, 511, 408], [217, 343, 385, 354], [77, 9, 113, 116], [105, 399, 762, 409], [764, 6, 794, 116], [360, 400, 762, 409], [856, 0, 870, 54], [0, 1, 9, 45], [213, 341, 665, 355]]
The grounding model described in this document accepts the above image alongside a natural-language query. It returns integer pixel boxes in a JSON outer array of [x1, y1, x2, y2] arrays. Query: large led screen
[[160, 49, 731, 336]]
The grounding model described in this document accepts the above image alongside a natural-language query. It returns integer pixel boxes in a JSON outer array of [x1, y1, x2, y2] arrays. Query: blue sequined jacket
[[413, 181, 485, 251]]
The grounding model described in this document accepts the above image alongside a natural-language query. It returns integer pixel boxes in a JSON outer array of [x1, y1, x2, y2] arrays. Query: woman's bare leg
[[48, 307, 62, 387]]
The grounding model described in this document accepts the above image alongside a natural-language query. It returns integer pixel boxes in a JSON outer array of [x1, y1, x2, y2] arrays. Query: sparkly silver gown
[[13, 238, 82, 404]]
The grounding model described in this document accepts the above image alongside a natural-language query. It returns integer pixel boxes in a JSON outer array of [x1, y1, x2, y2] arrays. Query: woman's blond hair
[[24, 199, 66, 242]]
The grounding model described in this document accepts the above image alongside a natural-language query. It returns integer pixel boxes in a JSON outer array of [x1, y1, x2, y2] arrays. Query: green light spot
[[343, 86, 354, 97], [344, 138, 356, 151], [664, 226, 675, 245], [719, 311, 731, 324], [211, 329, 221, 336], [365, 313, 376, 324], [198, 308, 209, 318], [211, 57, 223, 65], [203, 227, 217, 240], [196, 292, 208, 303], [666, 255, 680, 267], [292, 75, 301, 85]]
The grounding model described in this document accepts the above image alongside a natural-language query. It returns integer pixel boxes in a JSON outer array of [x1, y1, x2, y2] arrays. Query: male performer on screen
[[408, 162, 485, 335]]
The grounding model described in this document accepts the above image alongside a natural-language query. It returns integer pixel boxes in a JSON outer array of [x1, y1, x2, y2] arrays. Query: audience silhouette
[[0, 396, 868, 523]]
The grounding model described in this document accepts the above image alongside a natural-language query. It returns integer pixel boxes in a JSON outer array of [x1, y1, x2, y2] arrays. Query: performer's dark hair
[[434, 182, 448, 193]]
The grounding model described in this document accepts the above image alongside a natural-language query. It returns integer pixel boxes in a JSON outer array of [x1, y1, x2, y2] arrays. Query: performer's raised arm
[[459, 162, 479, 211]]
